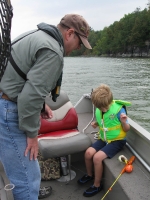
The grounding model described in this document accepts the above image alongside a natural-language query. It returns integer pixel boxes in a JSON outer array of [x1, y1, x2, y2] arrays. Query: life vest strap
[[100, 124, 121, 131]]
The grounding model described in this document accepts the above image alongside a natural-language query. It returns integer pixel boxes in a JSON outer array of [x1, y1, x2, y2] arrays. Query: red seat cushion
[[38, 129, 79, 138], [39, 107, 78, 135]]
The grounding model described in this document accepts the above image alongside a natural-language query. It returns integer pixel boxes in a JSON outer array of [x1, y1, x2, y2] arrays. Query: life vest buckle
[[103, 128, 108, 132]]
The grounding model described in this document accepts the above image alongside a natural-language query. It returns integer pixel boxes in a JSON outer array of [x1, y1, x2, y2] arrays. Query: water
[[61, 57, 150, 132]]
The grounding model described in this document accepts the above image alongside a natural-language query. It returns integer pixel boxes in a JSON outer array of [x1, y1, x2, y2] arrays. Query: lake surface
[[61, 57, 150, 132]]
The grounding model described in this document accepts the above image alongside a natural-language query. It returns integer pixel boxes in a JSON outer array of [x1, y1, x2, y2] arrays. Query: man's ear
[[65, 28, 74, 40]]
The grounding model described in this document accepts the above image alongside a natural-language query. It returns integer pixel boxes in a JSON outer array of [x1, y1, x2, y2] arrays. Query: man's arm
[[17, 49, 63, 160]]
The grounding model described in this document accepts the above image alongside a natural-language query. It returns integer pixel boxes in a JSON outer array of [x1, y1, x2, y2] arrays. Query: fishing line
[[82, 95, 95, 133]]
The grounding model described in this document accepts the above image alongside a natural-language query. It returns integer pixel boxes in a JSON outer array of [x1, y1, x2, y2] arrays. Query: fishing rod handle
[[121, 156, 135, 174], [128, 155, 136, 165]]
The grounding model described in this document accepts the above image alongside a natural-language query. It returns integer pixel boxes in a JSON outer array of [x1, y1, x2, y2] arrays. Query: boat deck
[[40, 157, 107, 200]]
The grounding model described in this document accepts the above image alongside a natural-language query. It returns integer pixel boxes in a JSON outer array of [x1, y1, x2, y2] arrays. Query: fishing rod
[[101, 155, 136, 200]]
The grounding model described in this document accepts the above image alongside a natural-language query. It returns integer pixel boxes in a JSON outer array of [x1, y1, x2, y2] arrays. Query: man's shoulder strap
[[10, 29, 60, 81]]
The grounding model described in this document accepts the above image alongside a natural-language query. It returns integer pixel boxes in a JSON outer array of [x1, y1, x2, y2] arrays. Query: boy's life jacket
[[95, 100, 131, 143]]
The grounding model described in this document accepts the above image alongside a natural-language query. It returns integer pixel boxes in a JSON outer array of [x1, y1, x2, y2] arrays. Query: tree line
[[70, 7, 150, 57]]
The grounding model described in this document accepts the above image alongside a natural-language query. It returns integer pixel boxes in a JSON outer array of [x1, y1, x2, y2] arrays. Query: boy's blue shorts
[[91, 139, 126, 158]]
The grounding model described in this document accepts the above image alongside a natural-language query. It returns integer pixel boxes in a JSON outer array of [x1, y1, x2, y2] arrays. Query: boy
[[78, 84, 131, 197]]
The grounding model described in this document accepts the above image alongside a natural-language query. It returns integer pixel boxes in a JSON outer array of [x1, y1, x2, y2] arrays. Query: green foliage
[[69, 6, 150, 57]]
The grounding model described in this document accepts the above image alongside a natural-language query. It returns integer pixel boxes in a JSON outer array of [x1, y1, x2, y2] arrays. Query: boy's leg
[[85, 139, 106, 176], [101, 140, 126, 159], [83, 140, 126, 197], [93, 140, 126, 187], [78, 140, 106, 185], [77, 147, 96, 184], [85, 147, 96, 176], [83, 151, 106, 197], [93, 139, 126, 187], [93, 151, 107, 187]]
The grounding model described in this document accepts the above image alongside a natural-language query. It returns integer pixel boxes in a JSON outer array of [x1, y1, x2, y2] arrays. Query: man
[[0, 14, 92, 200]]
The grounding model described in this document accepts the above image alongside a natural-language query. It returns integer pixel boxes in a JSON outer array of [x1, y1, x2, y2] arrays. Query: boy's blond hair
[[91, 84, 113, 109]]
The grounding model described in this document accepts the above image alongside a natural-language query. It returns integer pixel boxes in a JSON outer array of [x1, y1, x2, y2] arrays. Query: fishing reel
[[118, 155, 134, 173]]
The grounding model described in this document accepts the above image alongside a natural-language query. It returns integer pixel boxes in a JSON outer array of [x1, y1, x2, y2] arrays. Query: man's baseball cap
[[60, 14, 92, 49]]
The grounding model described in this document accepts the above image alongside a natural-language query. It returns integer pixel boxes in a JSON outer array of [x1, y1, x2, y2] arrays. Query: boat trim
[[126, 142, 150, 173]]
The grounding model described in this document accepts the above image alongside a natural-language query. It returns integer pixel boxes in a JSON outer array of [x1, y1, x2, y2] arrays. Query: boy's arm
[[120, 113, 130, 132]]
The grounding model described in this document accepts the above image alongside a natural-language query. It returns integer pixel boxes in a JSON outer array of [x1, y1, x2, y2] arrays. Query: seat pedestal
[[57, 170, 76, 183], [57, 154, 76, 182]]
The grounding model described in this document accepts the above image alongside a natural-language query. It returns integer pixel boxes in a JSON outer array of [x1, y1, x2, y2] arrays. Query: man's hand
[[41, 104, 53, 119], [25, 136, 38, 160]]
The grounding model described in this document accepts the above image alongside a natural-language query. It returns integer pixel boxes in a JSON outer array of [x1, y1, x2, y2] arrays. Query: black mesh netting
[[0, 0, 13, 81]]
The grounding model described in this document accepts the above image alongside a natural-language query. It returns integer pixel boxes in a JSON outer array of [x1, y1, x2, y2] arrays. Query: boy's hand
[[120, 113, 127, 123], [120, 113, 130, 132], [91, 121, 98, 128]]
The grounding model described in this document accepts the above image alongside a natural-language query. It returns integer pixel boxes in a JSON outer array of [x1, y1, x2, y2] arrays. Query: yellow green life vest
[[95, 100, 131, 143]]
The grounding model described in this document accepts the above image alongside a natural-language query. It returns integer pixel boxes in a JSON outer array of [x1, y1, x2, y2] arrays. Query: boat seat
[[38, 90, 92, 159]]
